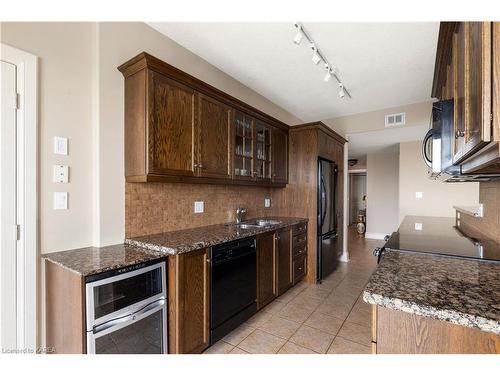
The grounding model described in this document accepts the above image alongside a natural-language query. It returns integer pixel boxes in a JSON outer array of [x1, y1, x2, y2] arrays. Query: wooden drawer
[[292, 223, 307, 236], [293, 254, 306, 284], [293, 244, 307, 258], [292, 233, 307, 248]]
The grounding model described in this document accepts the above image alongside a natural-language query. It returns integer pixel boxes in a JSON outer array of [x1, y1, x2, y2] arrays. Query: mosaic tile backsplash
[[125, 182, 287, 238]]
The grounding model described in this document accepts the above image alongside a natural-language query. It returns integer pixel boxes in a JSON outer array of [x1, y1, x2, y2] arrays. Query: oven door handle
[[92, 297, 165, 334]]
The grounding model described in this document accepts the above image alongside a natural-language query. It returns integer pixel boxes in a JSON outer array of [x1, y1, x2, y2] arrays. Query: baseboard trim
[[365, 232, 388, 240]]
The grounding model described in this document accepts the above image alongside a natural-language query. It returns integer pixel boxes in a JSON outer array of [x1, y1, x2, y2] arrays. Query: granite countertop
[[126, 216, 308, 255], [363, 250, 500, 334], [43, 244, 166, 276]]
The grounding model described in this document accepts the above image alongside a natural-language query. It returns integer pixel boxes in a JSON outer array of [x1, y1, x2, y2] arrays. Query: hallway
[[204, 227, 384, 354]]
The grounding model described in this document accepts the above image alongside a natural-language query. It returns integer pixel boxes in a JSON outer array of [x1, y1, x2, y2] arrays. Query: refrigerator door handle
[[320, 175, 327, 227]]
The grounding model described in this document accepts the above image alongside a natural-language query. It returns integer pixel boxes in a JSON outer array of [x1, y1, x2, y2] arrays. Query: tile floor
[[204, 227, 384, 354]]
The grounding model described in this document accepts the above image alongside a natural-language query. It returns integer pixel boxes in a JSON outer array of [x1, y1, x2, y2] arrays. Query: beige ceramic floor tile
[[261, 300, 287, 315], [203, 340, 234, 354], [238, 329, 287, 354], [289, 325, 334, 353], [337, 322, 372, 346], [316, 301, 353, 320], [287, 294, 323, 311], [222, 323, 255, 346], [345, 303, 371, 327], [304, 311, 344, 336], [277, 303, 314, 324], [278, 341, 317, 354], [327, 337, 371, 354], [229, 347, 250, 354], [299, 287, 331, 300], [245, 310, 273, 328], [259, 316, 301, 339]]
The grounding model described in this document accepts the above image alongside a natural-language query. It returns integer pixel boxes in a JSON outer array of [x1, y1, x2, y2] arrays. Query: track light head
[[293, 25, 303, 45], [311, 45, 321, 65], [338, 83, 345, 98], [324, 70, 332, 82]]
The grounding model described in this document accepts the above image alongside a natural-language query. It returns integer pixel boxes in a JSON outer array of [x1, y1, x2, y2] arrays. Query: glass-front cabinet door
[[254, 120, 272, 181], [234, 111, 254, 179]]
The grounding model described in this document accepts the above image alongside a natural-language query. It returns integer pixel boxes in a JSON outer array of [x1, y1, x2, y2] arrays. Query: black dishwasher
[[210, 236, 257, 343]]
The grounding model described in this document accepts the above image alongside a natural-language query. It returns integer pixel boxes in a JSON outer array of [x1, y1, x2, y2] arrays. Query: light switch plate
[[194, 201, 204, 213], [54, 192, 68, 210], [54, 136, 68, 155], [264, 198, 271, 208], [414, 222, 423, 231], [415, 191, 423, 199], [53, 165, 69, 183]]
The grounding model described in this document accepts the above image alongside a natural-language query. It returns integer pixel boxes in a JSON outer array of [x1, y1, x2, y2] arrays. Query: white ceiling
[[148, 22, 439, 122], [347, 125, 428, 159]]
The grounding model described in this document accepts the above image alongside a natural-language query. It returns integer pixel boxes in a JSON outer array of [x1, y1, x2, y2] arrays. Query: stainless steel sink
[[225, 219, 282, 229], [243, 219, 282, 227]]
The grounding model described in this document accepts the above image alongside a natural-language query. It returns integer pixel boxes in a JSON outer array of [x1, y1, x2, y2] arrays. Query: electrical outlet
[[415, 192, 423, 199], [414, 222, 423, 231], [264, 198, 271, 208], [53, 165, 69, 183], [194, 201, 204, 213]]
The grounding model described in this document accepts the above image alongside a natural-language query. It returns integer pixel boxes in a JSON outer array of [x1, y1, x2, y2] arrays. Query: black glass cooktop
[[385, 216, 500, 262]]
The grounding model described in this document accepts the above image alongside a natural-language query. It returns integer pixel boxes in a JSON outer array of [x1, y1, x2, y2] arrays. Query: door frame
[[1, 43, 38, 351], [348, 170, 367, 225]]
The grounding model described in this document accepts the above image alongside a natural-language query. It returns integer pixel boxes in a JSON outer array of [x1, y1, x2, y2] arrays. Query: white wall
[[324, 101, 433, 138], [1, 23, 96, 254], [398, 141, 479, 220], [365, 147, 400, 238]]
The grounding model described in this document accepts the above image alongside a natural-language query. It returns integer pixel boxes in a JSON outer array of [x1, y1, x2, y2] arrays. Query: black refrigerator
[[317, 157, 339, 282]]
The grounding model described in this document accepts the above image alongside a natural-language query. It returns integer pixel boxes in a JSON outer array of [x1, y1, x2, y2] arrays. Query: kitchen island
[[363, 216, 500, 354]]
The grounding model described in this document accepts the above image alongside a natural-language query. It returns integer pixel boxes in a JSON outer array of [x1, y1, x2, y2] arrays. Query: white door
[[0, 60, 18, 350]]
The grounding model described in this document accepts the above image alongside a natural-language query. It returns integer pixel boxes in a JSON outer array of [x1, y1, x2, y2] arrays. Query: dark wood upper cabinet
[[433, 22, 500, 175], [148, 72, 196, 177], [196, 93, 232, 179], [272, 127, 288, 184], [118, 52, 289, 186], [254, 120, 272, 181], [276, 227, 292, 296], [233, 111, 255, 181], [256, 231, 277, 310], [453, 22, 491, 163]]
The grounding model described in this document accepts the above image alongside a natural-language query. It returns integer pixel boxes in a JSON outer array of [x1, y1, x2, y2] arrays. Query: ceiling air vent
[[385, 112, 406, 127]]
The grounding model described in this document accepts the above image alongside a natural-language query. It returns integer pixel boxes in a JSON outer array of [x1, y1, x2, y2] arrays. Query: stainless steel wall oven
[[85, 260, 167, 354]]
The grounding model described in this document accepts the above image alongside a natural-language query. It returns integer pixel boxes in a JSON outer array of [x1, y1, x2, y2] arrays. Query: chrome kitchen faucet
[[235, 207, 247, 224]]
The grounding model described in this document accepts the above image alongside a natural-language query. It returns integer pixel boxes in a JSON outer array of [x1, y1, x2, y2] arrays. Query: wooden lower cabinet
[[372, 306, 500, 354], [276, 228, 293, 296], [292, 223, 308, 285], [168, 248, 210, 354], [256, 232, 277, 309], [45, 260, 86, 354]]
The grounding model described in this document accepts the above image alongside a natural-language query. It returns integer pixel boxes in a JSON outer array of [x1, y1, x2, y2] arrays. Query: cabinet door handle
[[194, 163, 199, 168], [199, 163, 205, 169], [455, 130, 465, 138]]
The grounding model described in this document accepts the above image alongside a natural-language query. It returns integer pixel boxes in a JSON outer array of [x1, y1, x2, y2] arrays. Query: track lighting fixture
[[311, 45, 321, 65], [323, 64, 332, 82], [338, 83, 345, 98], [293, 25, 303, 45], [293, 22, 351, 99]]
